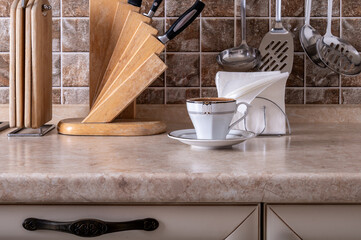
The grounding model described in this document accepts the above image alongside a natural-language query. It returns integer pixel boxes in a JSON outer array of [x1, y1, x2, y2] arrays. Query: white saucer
[[168, 129, 255, 149]]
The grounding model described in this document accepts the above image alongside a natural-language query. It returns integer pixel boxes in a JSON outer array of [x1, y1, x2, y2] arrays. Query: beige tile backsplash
[[0, 0, 360, 105]]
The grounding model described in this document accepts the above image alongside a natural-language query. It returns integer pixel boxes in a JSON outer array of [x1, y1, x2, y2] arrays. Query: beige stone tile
[[236, 18, 269, 49], [52, 53, 61, 87], [201, 53, 221, 87], [0, 19, 10, 52], [137, 88, 164, 104], [151, 18, 164, 36], [166, 54, 200, 87], [342, 19, 361, 51], [0, 0, 12, 17], [166, 0, 195, 17], [201, 19, 234, 52], [166, 19, 199, 52], [62, 19, 89, 52], [166, 88, 200, 104], [0, 88, 8, 104], [310, 0, 340, 17], [342, 0, 361, 17], [202, 0, 234, 17], [342, 89, 361, 104], [271, 0, 304, 17], [236, 0, 269, 17], [62, 0, 89, 17], [52, 88, 61, 104], [63, 88, 89, 104], [287, 54, 304, 87], [342, 75, 361, 87], [62, 53, 89, 87], [201, 88, 218, 98], [49, 0, 60, 17], [0, 53, 9, 87], [306, 88, 339, 104], [52, 19, 60, 52], [306, 58, 339, 87], [285, 88, 304, 104]]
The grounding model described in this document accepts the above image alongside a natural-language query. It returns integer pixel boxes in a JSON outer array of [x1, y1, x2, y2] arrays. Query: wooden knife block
[[58, 0, 167, 136]]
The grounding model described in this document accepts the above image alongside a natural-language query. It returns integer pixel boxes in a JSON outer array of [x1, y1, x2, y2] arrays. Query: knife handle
[[144, 0, 163, 18], [128, 0, 142, 7], [158, 0, 205, 44]]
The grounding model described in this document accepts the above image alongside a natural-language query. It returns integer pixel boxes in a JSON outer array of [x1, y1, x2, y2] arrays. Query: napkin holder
[[216, 71, 291, 136]]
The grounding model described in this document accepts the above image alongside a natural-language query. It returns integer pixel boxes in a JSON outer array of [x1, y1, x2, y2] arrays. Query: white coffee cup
[[186, 98, 250, 140]]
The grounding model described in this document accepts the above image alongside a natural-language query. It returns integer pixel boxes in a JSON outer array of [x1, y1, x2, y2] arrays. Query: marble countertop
[[1, 123, 361, 204]]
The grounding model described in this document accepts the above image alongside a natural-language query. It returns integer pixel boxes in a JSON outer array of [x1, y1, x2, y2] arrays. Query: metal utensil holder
[[0, 122, 9, 132], [243, 97, 291, 136], [8, 124, 55, 137]]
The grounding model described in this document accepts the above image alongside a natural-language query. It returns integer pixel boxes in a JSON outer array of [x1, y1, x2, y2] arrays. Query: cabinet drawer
[[266, 205, 361, 240], [0, 205, 259, 240]]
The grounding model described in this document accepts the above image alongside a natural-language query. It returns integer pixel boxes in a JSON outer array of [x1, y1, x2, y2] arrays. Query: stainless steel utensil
[[300, 0, 326, 68], [316, 0, 361, 76], [144, 0, 163, 18], [259, 0, 294, 73], [216, 0, 261, 71]]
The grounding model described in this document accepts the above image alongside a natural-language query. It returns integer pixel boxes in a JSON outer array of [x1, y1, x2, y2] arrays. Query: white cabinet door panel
[[266, 205, 361, 240], [0, 205, 259, 240]]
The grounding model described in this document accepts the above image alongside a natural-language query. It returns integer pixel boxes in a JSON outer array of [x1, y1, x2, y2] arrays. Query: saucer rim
[[167, 129, 255, 142]]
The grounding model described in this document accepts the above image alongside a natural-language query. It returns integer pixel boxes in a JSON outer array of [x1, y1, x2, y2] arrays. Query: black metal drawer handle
[[23, 217, 159, 238]]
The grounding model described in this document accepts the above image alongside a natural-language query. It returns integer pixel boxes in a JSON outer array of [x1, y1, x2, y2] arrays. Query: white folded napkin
[[216, 71, 290, 135]]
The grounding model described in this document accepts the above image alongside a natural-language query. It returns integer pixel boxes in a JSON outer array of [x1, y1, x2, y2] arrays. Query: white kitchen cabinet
[[0, 205, 259, 240], [265, 204, 361, 240]]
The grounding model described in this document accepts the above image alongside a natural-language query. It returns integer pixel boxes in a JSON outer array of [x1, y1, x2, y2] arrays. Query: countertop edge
[[1, 172, 361, 204]]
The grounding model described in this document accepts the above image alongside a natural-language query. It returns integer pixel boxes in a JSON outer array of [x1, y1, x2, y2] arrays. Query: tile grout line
[[339, 0, 343, 104], [199, 10, 203, 97], [234, 0, 237, 47], [60, 0, 63, 104], [164, 1, 167, 104], [269, 0, 272, 30], [304, 0, 307, 105]]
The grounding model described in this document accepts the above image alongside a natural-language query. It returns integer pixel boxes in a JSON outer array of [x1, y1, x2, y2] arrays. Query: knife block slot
[[58, 0, 167, 136]]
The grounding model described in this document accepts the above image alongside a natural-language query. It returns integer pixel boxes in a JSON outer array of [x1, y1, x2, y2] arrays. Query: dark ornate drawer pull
[[23, 217, 159, 238]]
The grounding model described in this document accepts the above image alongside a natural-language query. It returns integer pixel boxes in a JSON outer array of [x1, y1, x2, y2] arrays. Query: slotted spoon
[[259, 0, 294, 73], [316, 0, 361, 76]]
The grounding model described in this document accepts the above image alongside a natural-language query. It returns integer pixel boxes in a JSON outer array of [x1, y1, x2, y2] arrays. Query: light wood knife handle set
[[58, 0, 205, 136], [9, 0, 52, 130]]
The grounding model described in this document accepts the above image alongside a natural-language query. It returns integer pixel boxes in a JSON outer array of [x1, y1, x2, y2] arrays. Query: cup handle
[[229, 102, 251, 130]]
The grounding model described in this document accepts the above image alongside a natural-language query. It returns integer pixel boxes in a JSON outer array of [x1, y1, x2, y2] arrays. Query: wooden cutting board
[[93, 34, 163, 109], [89, 0, 127, 107], [9, 0, 20, 128], [83, 54, 167, 123], [94, 3, 141, 102], [31, 0, 52, 128], [93, 11, 151, 103], [24, 0, 35, 128], [15, 0, 25, 127]]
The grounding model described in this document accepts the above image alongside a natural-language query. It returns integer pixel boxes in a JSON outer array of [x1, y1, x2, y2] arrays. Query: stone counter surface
[[0, 123, 361, 204]]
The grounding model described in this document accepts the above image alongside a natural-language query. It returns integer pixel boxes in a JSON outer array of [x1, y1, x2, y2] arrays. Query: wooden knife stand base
[[57, 0, 167, 136]]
